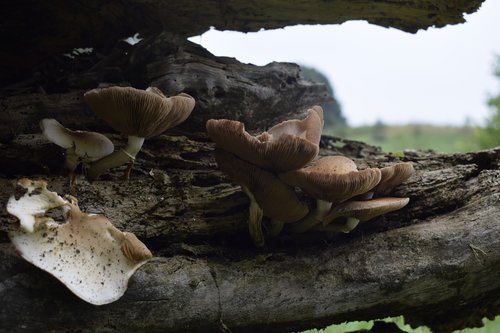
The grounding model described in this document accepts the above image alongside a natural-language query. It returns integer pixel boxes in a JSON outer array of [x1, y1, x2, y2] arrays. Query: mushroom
[[214, 149, 309, 246], [7, 178, 152, 305], [83, 86, 195, 180], [315, 197, 410, 233], [279, 156, 382, 232], [370, 162, 415, 196], [40, 118, 114, 188], [206, 106, 323, 172]]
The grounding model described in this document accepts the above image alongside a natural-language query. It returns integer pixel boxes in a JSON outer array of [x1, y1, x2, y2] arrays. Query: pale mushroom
[[206, 106, 323, 172], [7, 178, 152, 305], [214, 149, 309, 246], [84, 86, 195, 180], [40, 118, 114, 187], [279, 156, 381, 232], [316, 197, 410, 233]]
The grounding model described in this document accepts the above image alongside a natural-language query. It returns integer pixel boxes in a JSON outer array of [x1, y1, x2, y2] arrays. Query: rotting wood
[[1, 127, 499, 332], [0, 32, 331, 140], [0, 0, 485, 83], [1, 20, 500, 332]]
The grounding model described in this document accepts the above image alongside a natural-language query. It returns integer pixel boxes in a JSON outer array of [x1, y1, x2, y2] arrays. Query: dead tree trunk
[[1, 31, 500, 333]]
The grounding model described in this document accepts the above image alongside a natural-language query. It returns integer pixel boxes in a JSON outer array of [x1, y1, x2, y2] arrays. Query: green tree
[[372, 119, 387, 142], [477, 57, 500, 149], [299, 65, 347, 129]]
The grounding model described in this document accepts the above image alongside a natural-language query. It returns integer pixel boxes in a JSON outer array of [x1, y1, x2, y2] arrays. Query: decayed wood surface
[[1, 127, 499, 333], [0, 32, 330, 140], [0, 0, 484, 83], [1, 28, 500, 333]]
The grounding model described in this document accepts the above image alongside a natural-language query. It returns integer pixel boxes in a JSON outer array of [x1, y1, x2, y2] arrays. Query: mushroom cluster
[[207, 107, 415, 245], [6, 178, 152, 305], [280, 157, 414, 233], [40, 86, 195, 186]]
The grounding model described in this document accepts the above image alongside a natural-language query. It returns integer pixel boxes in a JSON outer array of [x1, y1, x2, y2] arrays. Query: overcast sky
[[189, 0, 500, 127]]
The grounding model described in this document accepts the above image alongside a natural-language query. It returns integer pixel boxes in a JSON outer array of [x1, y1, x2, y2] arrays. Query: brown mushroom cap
[[279, 156, 382, 203], [322, 197, 410, 225], [214, 149, 309, 223], [372, 162, 415, 194], [84, 86, 195, 138], [206, 106, 323, 172]]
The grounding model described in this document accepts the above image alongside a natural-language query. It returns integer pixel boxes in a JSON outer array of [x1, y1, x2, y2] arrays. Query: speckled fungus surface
[[7, 178, 152, 305]]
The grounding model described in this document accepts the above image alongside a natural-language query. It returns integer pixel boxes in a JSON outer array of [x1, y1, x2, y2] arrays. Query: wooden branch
[[1, 0, 484, 82], [0, 33, 330, 141], [1, 128, 500, 332], [1, 32, 499, 333]]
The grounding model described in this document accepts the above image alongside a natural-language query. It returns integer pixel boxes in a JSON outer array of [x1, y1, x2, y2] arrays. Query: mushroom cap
[[206, 106, 323, 172], [7, 179, 152, 305], [40, 119, 114, 162], [40, 118, 73, 148], [372, 162, 415, 194], [279, 156, 382, 203], [214, 149, 309, 223], [84, 86, 195, 138], [322, 197, 410, 225]]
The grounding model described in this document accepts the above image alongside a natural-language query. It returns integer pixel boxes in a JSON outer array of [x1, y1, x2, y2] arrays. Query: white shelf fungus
[[7, 178, 152, 305]]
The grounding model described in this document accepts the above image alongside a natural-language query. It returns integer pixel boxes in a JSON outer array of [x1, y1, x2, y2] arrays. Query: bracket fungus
[[279, 156, 382, 233], [84, 86, 195, 180], [206, 106, 324, 172], [6, 178, 152, 305], [316, 197, 410, 233], [214, 149, 308, 246], [40, 118, 114, 187]]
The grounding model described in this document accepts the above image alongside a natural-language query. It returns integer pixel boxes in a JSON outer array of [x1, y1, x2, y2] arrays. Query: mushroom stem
[[342, 217, 361, 232], [312, 217, 360, 233], [266, 219, 285, 238], [87, 136, 145, 181], [65, 147, 79, 171], [65, 147, 80, 191], [316, 199, 333, 217], [287, 199, 332, 233], [242, 186, 265, 247]]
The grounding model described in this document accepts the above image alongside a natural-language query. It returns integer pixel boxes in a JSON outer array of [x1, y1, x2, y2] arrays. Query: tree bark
[[0, 0, 484, 83], [1, 130, 500, 333], [1, 31, 500, 333]]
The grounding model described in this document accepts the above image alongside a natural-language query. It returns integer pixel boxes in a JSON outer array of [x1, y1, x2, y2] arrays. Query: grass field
[[302, 316, 500, 333], [325, 124, 481, 153]]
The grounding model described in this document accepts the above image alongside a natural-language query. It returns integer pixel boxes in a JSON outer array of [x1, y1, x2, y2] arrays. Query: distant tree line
[[476, 56, 500, 149], [299, 65, 347, 128]]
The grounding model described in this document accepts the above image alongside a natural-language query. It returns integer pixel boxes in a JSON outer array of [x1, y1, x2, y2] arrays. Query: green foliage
[[476, 56, 500, 149], [372, 119, 387, 142], [299, 65, 347, 129], [301, 315, 500, 333], [325, 124, 479, 153]]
